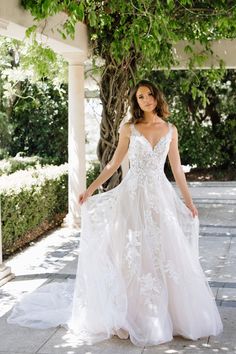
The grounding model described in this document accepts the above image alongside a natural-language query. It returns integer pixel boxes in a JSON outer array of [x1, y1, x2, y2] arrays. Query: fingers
[[192, 207, 198, 218], [79, 192, 89, 205], [188, 203, 198, 218], [78, 193, 85, 205]]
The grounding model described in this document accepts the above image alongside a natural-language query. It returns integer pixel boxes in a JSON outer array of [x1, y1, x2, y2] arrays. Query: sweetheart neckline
[[133, 123, 171, 151]]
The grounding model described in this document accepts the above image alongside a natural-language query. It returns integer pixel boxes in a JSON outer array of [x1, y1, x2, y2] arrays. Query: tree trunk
[[97, 55, 135, 191]]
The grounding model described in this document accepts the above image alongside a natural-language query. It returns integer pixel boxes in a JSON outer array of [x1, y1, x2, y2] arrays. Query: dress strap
[[130, 123, 138, 136]]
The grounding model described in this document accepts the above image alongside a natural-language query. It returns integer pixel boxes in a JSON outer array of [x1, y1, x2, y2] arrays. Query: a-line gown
[[7, 122, 223, 347]]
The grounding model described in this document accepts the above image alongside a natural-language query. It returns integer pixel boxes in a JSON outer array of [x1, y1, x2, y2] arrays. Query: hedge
[[0, 164, 68, 258], [0, 154, 46, 176]]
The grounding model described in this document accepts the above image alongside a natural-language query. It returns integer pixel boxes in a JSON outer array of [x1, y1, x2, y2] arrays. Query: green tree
[[152, 68, 236, 170], [0, 37, 68, 163], [10, 82, 68, 164], [21, 0, 236, 188]]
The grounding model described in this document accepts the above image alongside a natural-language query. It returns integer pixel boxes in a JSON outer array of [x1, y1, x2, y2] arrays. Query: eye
[[138, 95, 144, 99], [148, 92, 153, 96]]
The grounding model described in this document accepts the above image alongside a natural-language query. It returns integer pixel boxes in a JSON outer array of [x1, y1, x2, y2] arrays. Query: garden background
[[0, 0, 236, 259]]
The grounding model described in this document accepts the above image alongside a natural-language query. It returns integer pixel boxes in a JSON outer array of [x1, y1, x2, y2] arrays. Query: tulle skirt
[[8, 171, 223, 346]]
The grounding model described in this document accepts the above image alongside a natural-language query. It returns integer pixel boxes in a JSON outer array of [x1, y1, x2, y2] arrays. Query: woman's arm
[[79, 123, 131, 205], [168, 125, 198, 217]]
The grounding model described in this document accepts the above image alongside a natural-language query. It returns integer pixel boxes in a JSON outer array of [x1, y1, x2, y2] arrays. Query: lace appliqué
[[128, 123, 173, 183], [163, 260, 179, 283], [144, 196, 180, 285], [140, 273, 161, 306], [144, 208, 163, 272], [125, 230, 141, 275]]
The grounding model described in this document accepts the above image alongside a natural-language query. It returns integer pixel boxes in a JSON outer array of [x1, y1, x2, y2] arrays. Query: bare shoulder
[[169, 122, 178, 136], [169, 122, 177, 129], [119, 122, 132, 138]]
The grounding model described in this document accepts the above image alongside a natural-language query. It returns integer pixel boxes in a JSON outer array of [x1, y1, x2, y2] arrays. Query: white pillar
[[63, 63, 86, 228], [0, 198, 14, 287]]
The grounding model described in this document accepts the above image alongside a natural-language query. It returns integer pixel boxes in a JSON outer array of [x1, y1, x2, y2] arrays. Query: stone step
[[0, 265, 14, 287], [194, 198, 236, 205], [199, 224, 236, 237]]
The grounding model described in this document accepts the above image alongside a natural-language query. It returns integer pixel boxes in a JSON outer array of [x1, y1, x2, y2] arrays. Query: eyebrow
[[137, 91, 152, 97]]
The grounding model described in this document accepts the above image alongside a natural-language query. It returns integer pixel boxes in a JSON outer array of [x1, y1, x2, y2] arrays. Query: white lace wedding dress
[[7, 122, 223, 347]]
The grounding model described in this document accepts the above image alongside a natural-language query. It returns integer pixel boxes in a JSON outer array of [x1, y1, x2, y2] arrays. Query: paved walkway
[[0, 181, 236, 354]]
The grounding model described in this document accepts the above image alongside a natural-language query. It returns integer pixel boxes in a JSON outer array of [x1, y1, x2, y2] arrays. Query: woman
[[8, 80, 223, 347]]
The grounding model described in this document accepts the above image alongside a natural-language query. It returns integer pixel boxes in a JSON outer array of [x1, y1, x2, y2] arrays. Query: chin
[[143, 107, 155, 113]]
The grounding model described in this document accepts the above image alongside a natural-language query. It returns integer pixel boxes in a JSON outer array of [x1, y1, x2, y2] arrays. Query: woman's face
[[136, 86, 157, 113]]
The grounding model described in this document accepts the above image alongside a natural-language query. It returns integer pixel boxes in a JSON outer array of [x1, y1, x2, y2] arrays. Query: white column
[[63, 63, 86, 228], [0, 198, 14, 287]]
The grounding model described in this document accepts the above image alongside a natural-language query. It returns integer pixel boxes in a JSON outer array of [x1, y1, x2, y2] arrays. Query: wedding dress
[[7, 122, 223, 347]]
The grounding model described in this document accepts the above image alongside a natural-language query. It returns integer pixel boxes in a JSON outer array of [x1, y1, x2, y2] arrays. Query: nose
[[144, 95, 151, 104]]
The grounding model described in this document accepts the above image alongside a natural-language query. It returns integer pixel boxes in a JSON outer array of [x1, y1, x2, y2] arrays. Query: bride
[[8, 80, 223, 347]]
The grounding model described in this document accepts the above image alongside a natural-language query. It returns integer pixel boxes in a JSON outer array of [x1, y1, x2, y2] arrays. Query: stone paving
[[0, 181, 236, 354]]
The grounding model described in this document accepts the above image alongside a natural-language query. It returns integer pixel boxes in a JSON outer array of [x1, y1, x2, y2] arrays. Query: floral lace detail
[[144, 209, 163, 272], [126, 175, 139, 200], [139, 273, 161, 306], [163, 260, 179, 284], [103, 260, 127, 312], [125, 230, 141, 275], [128, 123, 173, 183], [162, 209, 177, 223]]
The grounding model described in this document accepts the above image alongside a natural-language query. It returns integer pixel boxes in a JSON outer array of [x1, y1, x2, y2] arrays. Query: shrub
[[152, 69, 236, 171], [170, 109, 225, 168], [0, 111, 12, 159], [86, 161, 100, 192], [0, 154, 46, 176], [0, 164, 68, 257], [9, 82, 68, 165]]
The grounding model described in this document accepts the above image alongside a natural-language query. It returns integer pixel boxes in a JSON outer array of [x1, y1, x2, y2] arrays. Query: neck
[[143, 112, 161, 124]]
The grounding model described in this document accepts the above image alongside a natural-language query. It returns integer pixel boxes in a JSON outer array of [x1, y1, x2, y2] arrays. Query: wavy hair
[[129, 80, 170, 123]]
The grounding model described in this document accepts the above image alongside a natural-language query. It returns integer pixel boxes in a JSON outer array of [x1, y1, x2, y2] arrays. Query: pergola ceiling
[[0, 0, 236, 69], [0, 0, 88, 64]]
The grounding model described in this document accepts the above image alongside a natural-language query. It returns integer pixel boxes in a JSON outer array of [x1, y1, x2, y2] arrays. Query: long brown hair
[[129, 80, 170, 124]]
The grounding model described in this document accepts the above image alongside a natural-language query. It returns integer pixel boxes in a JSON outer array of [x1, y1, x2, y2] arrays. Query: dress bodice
[[128, 122, 173, 181]]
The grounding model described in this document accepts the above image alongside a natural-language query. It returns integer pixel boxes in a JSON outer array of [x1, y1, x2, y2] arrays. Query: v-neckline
[[133, 122, 170, 151]]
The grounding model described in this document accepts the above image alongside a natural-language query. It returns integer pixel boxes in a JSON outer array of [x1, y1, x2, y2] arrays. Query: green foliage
[[0, 37, 68, 164], [20, 39, 67, 82], [21, 0, 236, 72], [86, 161, 100, 193], [9, 82, 68, 164], [170, 110, 225, 168], [0, 155, 46, 176], [1, 164, 68, 256], [0, 112, 12, 158], [151, 69, 236, 169], [0, 161, 105, 256], [0, 37, 67, 96]]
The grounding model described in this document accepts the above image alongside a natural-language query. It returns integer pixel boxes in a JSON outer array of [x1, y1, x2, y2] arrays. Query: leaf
[[25, 25, 37, 38], [184, 45, 193, 54], [166, 0, 174, 9], [88, 10, 97, 27], [76, 2, 85, 21]]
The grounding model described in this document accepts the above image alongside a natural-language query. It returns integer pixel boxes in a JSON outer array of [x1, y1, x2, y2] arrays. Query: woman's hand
[[78, 188, 93, 205], [186, 202, 198, 218]]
